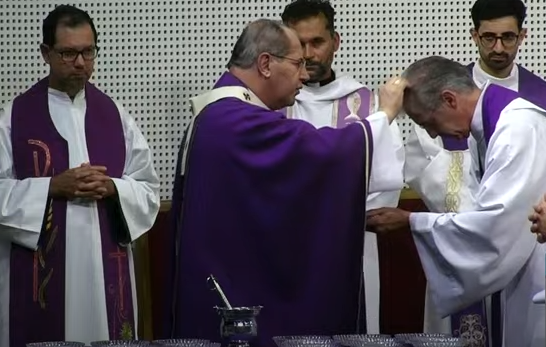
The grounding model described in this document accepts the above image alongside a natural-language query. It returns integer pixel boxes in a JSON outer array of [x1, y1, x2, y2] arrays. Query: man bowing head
[[367, 56, 546, 347]]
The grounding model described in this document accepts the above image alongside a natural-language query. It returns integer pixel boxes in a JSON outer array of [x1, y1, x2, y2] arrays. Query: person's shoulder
[[518, 64, 545, 78], [202, 97, 278, 118], [497, 102, 546, 136], [337, 74, 368, 89], [87, 83, 130, 117], [0, 99, 14, 124]]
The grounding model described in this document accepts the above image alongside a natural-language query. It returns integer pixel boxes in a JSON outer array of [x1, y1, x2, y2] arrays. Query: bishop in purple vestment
[[368, 56, 546, 347], [0, 6, 160, 347], [164, 19, 406, 346]]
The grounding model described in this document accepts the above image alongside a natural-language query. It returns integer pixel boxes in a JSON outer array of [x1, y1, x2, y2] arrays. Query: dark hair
[[471, 0, 527, 30], [281, 0, 335, 35], [402, 56, 477, 112], [226, 19, 291, 69], [42, 4, 98, 47]]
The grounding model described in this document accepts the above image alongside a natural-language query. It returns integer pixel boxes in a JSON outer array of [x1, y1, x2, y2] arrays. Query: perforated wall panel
[[1, 1, 544, 199]]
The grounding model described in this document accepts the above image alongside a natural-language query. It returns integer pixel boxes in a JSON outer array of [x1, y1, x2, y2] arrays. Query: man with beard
[[0, 5, 160, 346], [403, 0, 546, 342], [280, 0, 405, 334]]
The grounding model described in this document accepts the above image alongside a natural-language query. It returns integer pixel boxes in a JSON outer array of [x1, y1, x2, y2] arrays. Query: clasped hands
[[529, 194, 546, 244], [49, 162, 115, 200]]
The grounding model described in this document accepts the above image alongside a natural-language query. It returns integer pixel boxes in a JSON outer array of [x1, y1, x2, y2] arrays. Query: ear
[[333, 31, 340, 52], [40, 44, 51, 65], [470, 28, 480, 46], [256, 52, 272, 79], [441, 90, 457, 109], [518, 28, 528, 46]]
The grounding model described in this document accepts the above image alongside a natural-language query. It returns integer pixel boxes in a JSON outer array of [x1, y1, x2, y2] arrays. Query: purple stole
[[279, 87, 372, 128], [450, 84, 545, 347], [9, 78, 135, 346], [442, 64, 546, 347], [440, 63, 546, 151]]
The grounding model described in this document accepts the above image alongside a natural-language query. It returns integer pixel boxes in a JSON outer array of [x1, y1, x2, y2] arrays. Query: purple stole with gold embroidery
[[450, 84, 546, 347], [440, 63, 546, 151], [9, 78, 135, 346], [279, 87, 372, 128], [442, 65, 546, 347]]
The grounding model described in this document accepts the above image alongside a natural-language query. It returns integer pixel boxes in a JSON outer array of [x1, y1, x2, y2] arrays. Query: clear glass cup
[[273, 336, 334, 347], [90, 340, 150, 347], [152, 339, 210, 347], [26, 343, 85, 347]]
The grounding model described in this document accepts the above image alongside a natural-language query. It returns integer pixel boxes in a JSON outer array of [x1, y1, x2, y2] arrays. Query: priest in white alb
[[403, 0, 546, 340], [280, 0, 404, 334], [0, 5, 160, 347], [367, 56, 546, 347]]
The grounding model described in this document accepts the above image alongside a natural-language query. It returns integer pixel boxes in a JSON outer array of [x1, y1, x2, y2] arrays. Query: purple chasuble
[[450, 83, 546, 347], [279, 87, 372, 128], [169, 72, 373, 347], [440, 63, 546, 151], [9, 78, 135, 346]]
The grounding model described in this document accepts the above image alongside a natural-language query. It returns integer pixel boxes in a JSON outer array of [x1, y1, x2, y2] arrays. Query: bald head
[[227, 19, 293, 69]]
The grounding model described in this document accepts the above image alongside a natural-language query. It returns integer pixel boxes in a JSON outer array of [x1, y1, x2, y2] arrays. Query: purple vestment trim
[[450, 84, 524, 347], [441, 63, 546, 151], [10, 78, 134, 346]]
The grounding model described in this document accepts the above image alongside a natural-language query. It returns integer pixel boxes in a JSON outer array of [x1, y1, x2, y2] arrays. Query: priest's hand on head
[[366, 207, 411, 234], [48, 163, 113, 200], [377, 76, 408, 124], [529, 193, 546, 243]]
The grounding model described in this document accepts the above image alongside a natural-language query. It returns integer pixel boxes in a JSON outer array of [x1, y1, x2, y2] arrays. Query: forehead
[[403, 93, 429, 123], [478, 16, 519, 33], [54, 23, 95, 48], [284, 28, 305, 56], [286, 14, 330, 39]]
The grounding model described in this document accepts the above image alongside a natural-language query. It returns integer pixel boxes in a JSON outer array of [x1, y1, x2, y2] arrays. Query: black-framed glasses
[[50, 46, 100, 62], [479, 32, 520, 49], [268, 53, 306, 69]]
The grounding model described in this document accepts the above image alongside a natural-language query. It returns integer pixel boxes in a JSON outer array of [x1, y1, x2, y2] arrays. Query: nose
[[74, 53, 85, 67], [300, 65, 310, 82], [303, 44, 313, 60], [492, 38, 504, 53]]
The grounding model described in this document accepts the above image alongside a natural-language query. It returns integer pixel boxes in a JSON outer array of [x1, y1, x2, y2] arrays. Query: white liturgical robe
[[0, 87, 160, 346], [286, 73, 405, 333], [404, 62, 521, 334], [409, 82, 546, 347]]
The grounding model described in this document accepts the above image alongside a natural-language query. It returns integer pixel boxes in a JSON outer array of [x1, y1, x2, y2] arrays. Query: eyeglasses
[[50, 46, 100, 62], [479, 32, 520, 49], [268, 53, 306, 70]]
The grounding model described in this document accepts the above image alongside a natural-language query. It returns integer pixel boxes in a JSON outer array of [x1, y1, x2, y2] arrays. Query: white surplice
[[409, 82, 546, 347], [288, 73, 405, 334], [404, 62, 520, 334], [0, 87, 161, 346]]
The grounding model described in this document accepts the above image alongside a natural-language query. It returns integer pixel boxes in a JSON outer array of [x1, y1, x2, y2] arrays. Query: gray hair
[[402, 56, 477, 111], [226, 19, 292, 69]]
